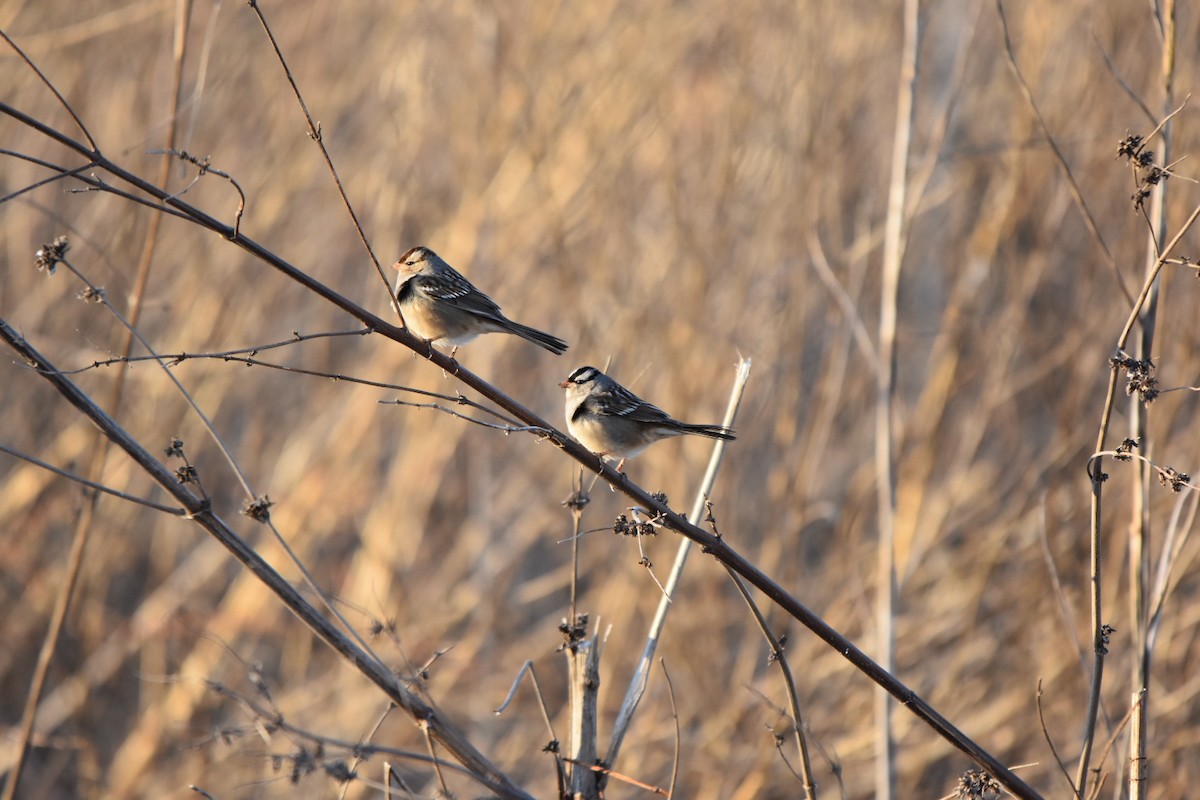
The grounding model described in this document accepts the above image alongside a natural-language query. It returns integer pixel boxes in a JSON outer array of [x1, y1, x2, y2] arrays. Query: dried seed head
[[35, 235, 70, 274]]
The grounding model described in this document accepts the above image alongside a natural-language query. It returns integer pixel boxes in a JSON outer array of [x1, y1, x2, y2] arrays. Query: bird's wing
[[411, 269, 506, 319], [588, 384, 673, 425]]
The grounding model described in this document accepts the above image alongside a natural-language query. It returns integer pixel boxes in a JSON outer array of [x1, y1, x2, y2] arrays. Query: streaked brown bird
[[393, 246, 568, 355]]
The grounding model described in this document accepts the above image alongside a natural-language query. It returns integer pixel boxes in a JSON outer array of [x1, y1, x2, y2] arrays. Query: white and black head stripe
[[567, 366, 601, 384]]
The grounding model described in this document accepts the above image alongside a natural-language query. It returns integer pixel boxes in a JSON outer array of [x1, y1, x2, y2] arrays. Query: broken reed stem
[[566, 632, 601, 800]]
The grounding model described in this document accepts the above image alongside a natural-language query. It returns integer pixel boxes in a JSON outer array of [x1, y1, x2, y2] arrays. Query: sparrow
[[560, 365, 735, 470], [393, 246, 568, 355]]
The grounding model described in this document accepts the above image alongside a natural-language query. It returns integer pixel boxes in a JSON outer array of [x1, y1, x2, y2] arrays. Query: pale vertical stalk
[[605, 359, 750, 773], [1129, 4, 1174, 797], [1129, 688, 1148, 800], [876, 0, 919, 797]]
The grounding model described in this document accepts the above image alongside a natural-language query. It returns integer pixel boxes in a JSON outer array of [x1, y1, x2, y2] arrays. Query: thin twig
[[50, 339, 539, 434], [1141, 94, 1188, 148], [632, 523, 672, 598], [494, 661, 566, 791], [420, 722, 450, 797], [0, 151, 98, 204], [338, 704, 395, 800], [1115, 200, 1200, 348], [244, 0, 394, 317], [1036, 499, 1090, 682], [383, 399, 546, 435], [0, 442, 185, 516], [58, 327, 372, 373], [1077, 454, 1110, 796], [56, 254, 257, 498], [1036, 679, 1079, 798], [659, 659, 680, 800], [1145, 489, 1200, 655], [562, 759, 668, 796], [720, 554, 817, 797], [806, 234, 879, 371], [383, 762, 417, 799], [148, 148, 246, 236], [1076, 131, 1200, 799], [204, 679, 475, 779], [995, 0, 1133, 307], [61, 252, 386, 663], [493, 662, 557, 737], [1090, 31, 1156, 125], [61, 175, 198, 222], [1086, 450, 1196, 493], [0, 30, 97, 151]]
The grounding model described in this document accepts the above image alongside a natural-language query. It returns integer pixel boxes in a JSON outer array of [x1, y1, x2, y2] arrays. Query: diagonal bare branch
[[0, 315, 535, 800]]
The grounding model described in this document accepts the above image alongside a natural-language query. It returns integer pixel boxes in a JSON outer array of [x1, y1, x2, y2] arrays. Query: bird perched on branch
[[561, 365, 735, 470], [393, 246, 568, 355]]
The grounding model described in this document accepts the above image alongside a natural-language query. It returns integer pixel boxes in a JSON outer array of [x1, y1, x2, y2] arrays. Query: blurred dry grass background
[[3, 0, 1200, 797]]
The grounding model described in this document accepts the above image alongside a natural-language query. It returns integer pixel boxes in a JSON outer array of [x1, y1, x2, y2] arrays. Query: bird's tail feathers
[[680, 423, 735, 441], [506, 321, 569, 355]]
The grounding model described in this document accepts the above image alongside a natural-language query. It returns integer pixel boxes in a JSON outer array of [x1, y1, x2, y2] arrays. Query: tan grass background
[[3, 0, 1200, 797]]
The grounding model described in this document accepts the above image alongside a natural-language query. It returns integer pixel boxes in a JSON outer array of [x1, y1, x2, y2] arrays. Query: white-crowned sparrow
[[560, 365, 735, 468], [393, 246, 568, 355]]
